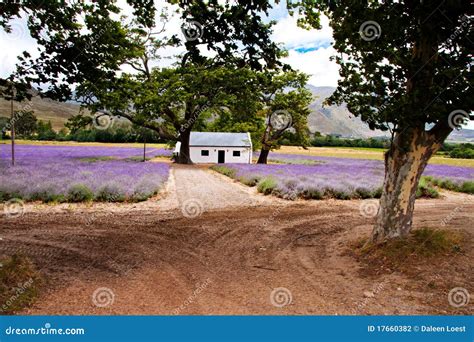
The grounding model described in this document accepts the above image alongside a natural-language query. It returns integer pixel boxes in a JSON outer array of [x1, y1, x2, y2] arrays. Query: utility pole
[[143, 135, 147, 162], [10, 84, 15, 166]]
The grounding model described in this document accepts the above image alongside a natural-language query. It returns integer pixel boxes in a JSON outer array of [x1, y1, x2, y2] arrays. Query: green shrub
[[239, 175, 261, 186], [96, 184, 126, 202], [67, 184, 94, 202], [0, 254, 42, 314], [211, 165, 236, 178], [460, 181, 474, 194], [301, 187, 323, 199], [257, 177, 277, 195], [416, 178, 439, 198], [29, 186, 63, 203], [355, 187, 375, 199]]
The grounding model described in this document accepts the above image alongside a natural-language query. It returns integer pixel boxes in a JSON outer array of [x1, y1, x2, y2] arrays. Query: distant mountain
[[307, 86, 474, 142], [0, 95, 83, 130], [307, 85, 387, 138]]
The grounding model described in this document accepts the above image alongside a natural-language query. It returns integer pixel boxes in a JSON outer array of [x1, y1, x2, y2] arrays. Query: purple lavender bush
[[212, 152, 473, 200], [0, 144, 170, 202]]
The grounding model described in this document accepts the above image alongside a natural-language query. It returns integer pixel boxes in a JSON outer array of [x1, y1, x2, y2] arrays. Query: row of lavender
[[212, 153, 474, 200], [0, 145, 172, 202]]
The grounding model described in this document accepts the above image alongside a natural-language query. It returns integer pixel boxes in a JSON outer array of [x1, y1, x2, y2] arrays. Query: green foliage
[[1, 1, 151, 101], [36, 120, 57, 140], [354, 228, 463, 269], [96, 184, 126, 202], [416, 178, 439, 198], [448, 145, 474, 159], [0, 254, 42, 314], [13, 110, 38, 138], [67, 184, 94, 202], [257, 177, 278, 195], [210, 165, 236, 178], [311, 135, 389, 149], [460, 181, 474, 194]]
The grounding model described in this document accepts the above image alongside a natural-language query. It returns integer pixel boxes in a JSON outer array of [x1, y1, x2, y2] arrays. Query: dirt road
[[0, 165, 472, 315]]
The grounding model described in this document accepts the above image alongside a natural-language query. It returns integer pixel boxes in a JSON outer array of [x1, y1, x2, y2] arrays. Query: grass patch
[[257, 177, 278, 195], [352, 228, 463, 274], [67, 184, 94, 202], [78, 156, 118, 162], [0, 255, 42, 314], [210, 165, 236, 178]]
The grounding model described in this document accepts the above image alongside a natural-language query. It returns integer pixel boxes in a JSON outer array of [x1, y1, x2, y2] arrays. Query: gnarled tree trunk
[[176, 129, 193, 164], [257, 147, 270, 164], [372, 127, 447, 243]]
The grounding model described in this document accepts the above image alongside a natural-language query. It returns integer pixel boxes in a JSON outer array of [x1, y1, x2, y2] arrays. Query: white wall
[[190, 146, 252, 164]]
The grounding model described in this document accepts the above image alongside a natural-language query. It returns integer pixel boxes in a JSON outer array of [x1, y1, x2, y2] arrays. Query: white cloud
[[284, 47, 340, 87], [272, 14, 333, 50]]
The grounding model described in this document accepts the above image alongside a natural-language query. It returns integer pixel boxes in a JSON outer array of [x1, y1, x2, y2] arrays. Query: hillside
[[0, 96, 83, 130]]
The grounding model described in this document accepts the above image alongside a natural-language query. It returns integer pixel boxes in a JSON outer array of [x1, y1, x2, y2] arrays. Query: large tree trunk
[[257, 147, 270, 164], [176, 129, 193, 164], [372, 128, 443, 243]]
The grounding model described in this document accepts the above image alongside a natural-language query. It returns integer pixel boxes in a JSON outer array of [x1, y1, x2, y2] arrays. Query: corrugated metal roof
[[189, 132, 252, 147]]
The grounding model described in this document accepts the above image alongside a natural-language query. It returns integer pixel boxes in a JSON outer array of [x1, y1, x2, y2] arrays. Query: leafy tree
[[0, 1, 152, 100], [36, 120, 56, 140], [170, 0, 287, 70], [294, 1, 473, 241], [13, 110, 37, 137], [255, 71, 312, 164]]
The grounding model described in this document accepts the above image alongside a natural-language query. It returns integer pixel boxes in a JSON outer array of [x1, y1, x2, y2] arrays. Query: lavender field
[[0, 144, 171, 202], [213, 153, 474, 200]]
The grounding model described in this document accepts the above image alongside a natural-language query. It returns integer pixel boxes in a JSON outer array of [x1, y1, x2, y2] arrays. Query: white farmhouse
[[174, 132, 253, 164]]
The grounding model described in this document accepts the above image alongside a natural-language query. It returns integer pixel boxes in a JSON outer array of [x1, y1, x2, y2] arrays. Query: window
[[233, 151, 241, 157], [201, 150, 209, 156]]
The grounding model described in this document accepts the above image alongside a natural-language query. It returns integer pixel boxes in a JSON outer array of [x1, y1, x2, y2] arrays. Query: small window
[[233, 151, 241, 157], [201, 150, 209, 156]]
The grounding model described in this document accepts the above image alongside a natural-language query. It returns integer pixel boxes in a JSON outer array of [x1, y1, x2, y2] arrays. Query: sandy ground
[[0, 165, 473, 315]]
